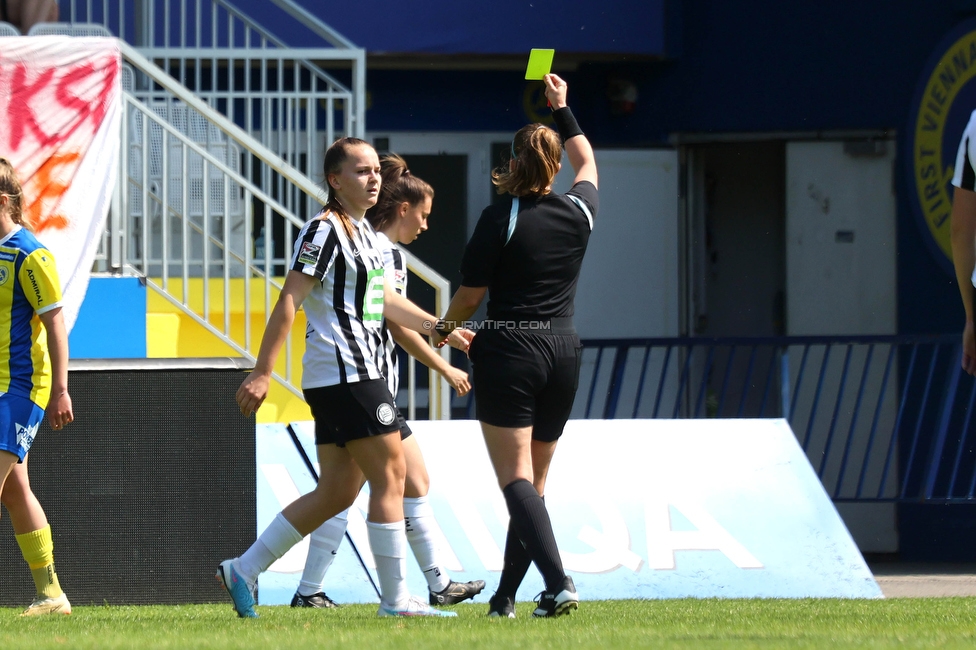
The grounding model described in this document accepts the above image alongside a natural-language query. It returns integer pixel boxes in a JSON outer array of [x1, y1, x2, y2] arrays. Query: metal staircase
[[58, 0, 454, 419]]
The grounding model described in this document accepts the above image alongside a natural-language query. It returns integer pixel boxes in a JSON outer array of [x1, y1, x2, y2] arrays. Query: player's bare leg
[[402, 435, 485, 605]]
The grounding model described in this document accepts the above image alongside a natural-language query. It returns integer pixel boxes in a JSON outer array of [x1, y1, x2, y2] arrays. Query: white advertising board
[[256, 419, 881, 604]]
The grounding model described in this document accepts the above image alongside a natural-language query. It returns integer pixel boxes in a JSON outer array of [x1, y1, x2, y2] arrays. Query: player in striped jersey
[[951, 110, 976, 375], [0, 159, 74, 616], [219, 138, 471, 619], [292, 154, 484, 609]]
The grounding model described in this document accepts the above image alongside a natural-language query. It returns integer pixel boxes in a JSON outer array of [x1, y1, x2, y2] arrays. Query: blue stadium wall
[[323, 0, 969, 339], [119, 0, 971, 334]]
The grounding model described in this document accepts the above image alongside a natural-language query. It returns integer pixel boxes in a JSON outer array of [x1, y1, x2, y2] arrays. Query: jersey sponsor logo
[[907, 18, 976, 272], [297, 241, 321, 265], [16, 420, 38, 452], [375, 402, 396, 426], [0, 251, 14, 262], [362, 268, 385, 322], [25, 268, 43, 305]]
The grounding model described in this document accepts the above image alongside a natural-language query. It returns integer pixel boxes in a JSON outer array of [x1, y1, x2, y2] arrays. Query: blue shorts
[[0, 393, 45, 462]]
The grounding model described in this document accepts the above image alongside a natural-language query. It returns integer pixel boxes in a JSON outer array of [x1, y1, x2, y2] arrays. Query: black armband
[[551, 106, 584, 143]]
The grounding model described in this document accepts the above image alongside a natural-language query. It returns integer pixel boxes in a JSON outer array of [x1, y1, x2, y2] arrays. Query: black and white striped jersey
[[953, 110, 976, 287], [291, 210, 388, 389], [375, 232, 408, 397], [954, 110, 976, 191]]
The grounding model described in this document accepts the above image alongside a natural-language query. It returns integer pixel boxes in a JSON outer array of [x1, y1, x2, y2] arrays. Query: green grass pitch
[[3, 599, 976, 649]]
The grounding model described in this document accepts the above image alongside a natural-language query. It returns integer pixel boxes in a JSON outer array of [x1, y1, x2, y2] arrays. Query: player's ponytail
[[491, 123, 562, 198], [0, 158, 26, 228]]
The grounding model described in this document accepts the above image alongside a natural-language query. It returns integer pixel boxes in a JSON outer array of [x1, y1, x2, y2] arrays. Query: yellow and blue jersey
[[0, 226, 62, 409]]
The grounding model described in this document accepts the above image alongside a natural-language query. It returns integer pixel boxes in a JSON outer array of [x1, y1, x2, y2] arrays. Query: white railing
[[118, 42, 314, 399], [58, 0, 453, 419], [64, 0, 366, 258], [112, 42, 453, 419]]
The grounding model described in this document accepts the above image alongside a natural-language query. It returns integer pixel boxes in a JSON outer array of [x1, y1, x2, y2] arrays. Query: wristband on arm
[[551, 106, 584, 143]]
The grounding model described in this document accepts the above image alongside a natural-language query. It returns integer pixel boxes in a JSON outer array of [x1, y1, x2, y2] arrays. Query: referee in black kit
[[432, 73, 598, 619]]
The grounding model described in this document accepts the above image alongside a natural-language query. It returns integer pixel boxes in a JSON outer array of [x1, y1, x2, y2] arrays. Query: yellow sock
[[15, 525, 63, 599]]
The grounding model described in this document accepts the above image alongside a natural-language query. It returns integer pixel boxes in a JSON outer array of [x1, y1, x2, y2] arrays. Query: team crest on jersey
[[375, 403, 396, 426], [16, 421, 39, 453], [0, 266, 8, 285], [298, 242, 321, 265]]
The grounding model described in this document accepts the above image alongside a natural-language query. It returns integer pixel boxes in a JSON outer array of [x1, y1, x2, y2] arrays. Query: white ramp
[[256, 419, 882, 604]]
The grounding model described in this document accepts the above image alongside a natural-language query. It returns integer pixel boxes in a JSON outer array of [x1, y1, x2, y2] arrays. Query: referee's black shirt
[[460, 180, 598, 320]]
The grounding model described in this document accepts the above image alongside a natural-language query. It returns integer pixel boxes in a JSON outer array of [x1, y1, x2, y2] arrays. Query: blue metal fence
[[465, 334, 976, 503]]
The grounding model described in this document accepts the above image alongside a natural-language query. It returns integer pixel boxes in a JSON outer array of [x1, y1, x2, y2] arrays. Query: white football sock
[[367, 520, 409, 608], [403, 496, 450, 593], [298, 509, 349, 596], [238, 512, 303, 585]]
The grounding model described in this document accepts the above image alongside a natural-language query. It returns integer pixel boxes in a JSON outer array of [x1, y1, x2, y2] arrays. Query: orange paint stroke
[[23, 151, 81, 233]]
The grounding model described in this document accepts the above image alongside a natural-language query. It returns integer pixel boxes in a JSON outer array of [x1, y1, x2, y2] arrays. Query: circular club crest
[[375, 403, 396, 426], [522, 83, 554, 126], [0, 266, 7, 285], [908, 18, 976, 274]]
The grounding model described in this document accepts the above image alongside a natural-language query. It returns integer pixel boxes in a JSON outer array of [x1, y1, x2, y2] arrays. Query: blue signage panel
[[69, 277, 146, 358], [256, 419, 881, 605]]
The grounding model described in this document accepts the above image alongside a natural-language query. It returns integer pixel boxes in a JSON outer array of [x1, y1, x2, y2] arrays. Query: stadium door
[[682, 142, 787, 420], [683, 141, 786, 339], [682, 137, 898, 554]]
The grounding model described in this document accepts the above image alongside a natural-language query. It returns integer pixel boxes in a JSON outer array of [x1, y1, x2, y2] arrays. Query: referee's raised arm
[[544, 74, 597, 190]]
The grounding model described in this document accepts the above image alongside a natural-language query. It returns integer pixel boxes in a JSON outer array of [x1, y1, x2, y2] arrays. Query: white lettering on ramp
[[645, 499, 763, 570]]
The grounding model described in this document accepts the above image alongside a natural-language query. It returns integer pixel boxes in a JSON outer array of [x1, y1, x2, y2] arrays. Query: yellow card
[[525, 49, 555, 80]]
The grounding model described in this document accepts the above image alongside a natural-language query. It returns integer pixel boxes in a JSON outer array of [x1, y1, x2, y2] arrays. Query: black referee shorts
[[303, 378, 408, 447], [469, 325, 583, 443]]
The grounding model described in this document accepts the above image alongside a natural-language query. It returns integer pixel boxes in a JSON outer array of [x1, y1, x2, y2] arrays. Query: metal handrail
[[463, 333, 974, 502], [109, 40, 452, 418], [64, 0, 450, 417], [119, 42, 325, 205]]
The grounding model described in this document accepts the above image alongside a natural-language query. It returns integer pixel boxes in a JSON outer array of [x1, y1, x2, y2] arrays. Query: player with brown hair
[[434, 74, 597, 618]]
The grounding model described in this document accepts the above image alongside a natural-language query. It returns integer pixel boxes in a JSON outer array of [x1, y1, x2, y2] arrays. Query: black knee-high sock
[[502, 479, 564, 592], [495, 517, 533, 599]]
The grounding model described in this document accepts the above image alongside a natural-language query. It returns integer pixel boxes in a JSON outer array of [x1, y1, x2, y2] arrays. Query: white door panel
[[786, 141, 896, 335], [554, 149, 680, 339]]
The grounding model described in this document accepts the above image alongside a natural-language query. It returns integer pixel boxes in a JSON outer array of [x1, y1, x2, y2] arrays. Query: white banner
[[0, 36, 122, 332], [257, 419, 882, 604]]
